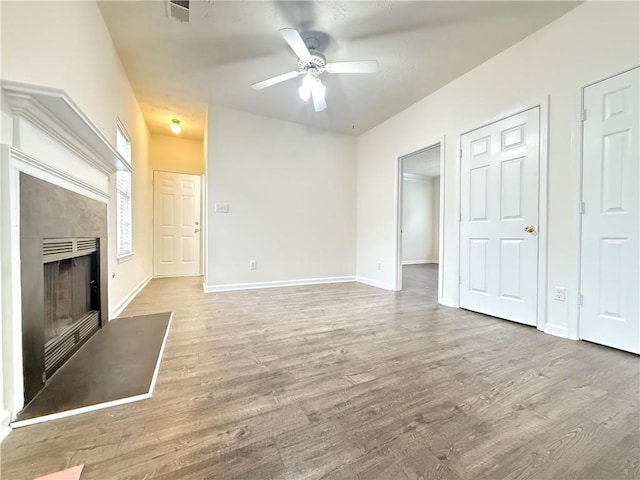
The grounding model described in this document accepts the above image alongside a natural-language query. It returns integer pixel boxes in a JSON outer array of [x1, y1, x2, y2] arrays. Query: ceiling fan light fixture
[[170, 118, 181, 135], [252, 27, 376, 112], [299, 74, 325, 102], [299, 74, 315, 101]]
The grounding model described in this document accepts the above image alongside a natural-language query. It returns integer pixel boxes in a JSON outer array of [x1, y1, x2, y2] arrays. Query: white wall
[[356, 2, 639, 336], [1, 0, 153, 317], [0, 0, 152, 418], [205, 106, 357, 289], [402, 177, 438, 264]]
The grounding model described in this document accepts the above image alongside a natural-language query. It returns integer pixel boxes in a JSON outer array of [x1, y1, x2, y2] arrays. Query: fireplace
[[20, 174, 108, 404], [43, 238, 101, 379]]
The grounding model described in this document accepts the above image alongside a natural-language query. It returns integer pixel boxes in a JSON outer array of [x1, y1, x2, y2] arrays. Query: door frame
[[152, 169, 205, 277], [576, 65, 640, 342], [393, 137, 445, 303], [457, 96, 550, 331]]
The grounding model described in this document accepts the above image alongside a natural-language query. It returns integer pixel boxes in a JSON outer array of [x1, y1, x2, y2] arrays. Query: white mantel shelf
[[1, 80, 131, 174]]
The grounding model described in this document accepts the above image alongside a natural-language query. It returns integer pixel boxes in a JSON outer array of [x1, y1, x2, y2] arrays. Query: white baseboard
[[0, 409, 11, 442], [11, 393, 151, 428], [438, 297, 458, 308], [203, 276, 356, 293], [153, 273, 202, 278], [355, 276, 394, 291], [402, 260, 439, 265], [544, 323, 569, 339], [148, 313, 172, 395], [111, 273, 152, 319]]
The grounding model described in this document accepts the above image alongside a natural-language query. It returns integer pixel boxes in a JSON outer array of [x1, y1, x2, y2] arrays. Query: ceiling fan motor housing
[[298, 50, 327, 74]]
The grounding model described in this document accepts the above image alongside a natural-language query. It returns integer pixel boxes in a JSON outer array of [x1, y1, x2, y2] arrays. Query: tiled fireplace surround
[[0, 81, 130, 437]]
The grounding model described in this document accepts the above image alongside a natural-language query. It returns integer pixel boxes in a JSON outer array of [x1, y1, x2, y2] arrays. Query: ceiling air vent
[[168, 0, 189, 23]]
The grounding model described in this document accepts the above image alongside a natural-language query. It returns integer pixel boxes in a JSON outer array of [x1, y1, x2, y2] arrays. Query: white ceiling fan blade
[[325, 60, 379, 74], [251, 71, 301, 90], [279, 28, 312, 64], [312, 86, 327, 113]]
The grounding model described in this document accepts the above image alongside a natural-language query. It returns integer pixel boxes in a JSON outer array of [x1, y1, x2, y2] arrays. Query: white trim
[[110, 274, 152, 319], [9, 148, 110, 202], [537, 96, 550, 333], [457, 96, 549, 331], [438, 297, 457, 308], [153, 273, 201, 278], [394, 139, 445, 295], [11, 392, 151, 428], [10, 313, 171, 429], [116, 251, 134, 264], [1, 81, 130, 173], [544, 323, 570, 339], [402, 260, 437, 265], [204, 276, 357, 293], [0, 410, 11, 442], [356, 276, 394, 291], [148, 313, 172, 395]]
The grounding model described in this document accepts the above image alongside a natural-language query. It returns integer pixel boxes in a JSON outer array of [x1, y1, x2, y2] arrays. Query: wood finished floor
[[2, 264, 639, 479]]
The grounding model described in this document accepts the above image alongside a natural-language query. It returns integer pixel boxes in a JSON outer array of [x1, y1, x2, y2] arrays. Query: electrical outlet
[[553, 286, 566, 302], [249, 260, 257, 270], [377, 261, 382, 271]]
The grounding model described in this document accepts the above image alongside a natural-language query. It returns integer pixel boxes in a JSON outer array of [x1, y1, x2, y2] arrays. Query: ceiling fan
[[251, 28, 379, 113]]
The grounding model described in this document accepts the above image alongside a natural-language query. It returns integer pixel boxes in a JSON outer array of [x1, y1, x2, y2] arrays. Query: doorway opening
[[395, 142, 444, 301]]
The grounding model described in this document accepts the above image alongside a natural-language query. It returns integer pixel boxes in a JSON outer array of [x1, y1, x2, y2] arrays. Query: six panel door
[[580, 68, 639, 354], [153, 171, 202, 277], [460, 107, 540, 325]]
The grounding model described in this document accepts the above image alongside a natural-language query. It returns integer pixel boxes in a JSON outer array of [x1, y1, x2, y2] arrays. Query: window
[[115, 122, 132, 258]]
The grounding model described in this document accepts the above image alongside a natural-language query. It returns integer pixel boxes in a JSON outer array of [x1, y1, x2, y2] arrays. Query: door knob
[[524, 225, 536, 234], [194, 228, 200, 233]]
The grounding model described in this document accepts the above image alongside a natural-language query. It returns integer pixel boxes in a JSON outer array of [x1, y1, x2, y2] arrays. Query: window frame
[[115, 119, 133, 261]]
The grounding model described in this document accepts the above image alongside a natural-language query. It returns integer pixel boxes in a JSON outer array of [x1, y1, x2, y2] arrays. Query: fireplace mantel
[[1, 81, 125, 437], [2, 80, 131, 174]]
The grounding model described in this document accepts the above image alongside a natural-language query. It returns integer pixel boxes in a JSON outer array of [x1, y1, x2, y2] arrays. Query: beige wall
[[356, 1, 640, 337], [0, 0, 153, 417], [150, 134, 204, 174]]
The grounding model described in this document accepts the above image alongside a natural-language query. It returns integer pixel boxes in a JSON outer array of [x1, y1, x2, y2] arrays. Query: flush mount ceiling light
[[251, 27, 379, 113], [170, 118, 181, 135]]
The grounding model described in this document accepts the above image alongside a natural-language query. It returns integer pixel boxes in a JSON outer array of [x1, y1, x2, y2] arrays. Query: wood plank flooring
[[2, 265, 639, 479]]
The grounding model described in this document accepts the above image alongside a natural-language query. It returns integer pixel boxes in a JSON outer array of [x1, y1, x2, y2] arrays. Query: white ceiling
[[98, 1, 580, 140], [403, 146, 440, 178]]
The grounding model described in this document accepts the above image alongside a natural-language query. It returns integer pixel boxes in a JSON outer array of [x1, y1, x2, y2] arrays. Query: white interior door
[[580, 68, 639, 354], [460, 107, 540, 325], [153, 171, 202, 276]]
